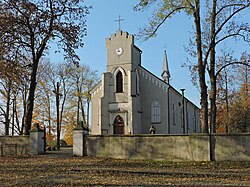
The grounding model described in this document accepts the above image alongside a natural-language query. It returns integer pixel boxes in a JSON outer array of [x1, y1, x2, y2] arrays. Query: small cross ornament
[[115, 15, 124, 31]]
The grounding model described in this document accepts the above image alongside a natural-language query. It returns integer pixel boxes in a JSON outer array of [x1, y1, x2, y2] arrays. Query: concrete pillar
[[73, 121, 89, 156], [29, 123, 45, 155]]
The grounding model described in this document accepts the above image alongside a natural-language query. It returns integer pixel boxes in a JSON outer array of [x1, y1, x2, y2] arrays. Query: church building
[[90, 30, 200, 135]]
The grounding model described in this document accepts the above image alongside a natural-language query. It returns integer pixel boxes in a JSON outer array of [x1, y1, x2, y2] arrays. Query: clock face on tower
[[115, 47, 123, 56]]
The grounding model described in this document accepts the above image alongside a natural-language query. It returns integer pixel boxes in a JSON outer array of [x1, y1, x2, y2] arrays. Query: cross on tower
[[115, 15, 124, 31]]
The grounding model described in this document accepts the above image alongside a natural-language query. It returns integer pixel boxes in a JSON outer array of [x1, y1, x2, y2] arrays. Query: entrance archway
[[113, 115, 124, 134]]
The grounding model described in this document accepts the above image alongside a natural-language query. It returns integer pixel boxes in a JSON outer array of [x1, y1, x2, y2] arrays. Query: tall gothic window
[[172, 103, 176, 125], [136, 70, 140, 95], [116, 71, 123, 93], [193, 108, 197, 132], [151, 101, 161, 123]]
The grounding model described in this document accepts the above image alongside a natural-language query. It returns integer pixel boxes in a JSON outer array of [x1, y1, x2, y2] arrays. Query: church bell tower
[[99, 30, 142, 135]]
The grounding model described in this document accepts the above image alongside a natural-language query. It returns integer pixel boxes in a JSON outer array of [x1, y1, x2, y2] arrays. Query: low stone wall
[[84, 134, 210, 161], [78, 134, 250, 161], [215, 134, 250, 161], [0, 136, 30, 156], [0, 123, 46, 156]]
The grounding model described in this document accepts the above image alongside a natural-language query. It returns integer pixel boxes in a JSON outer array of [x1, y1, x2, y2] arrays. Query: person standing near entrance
[[149, 125, 156, 134]]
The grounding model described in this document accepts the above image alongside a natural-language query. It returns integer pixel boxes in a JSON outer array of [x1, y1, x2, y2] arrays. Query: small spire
[[161, 50, 171, 84]]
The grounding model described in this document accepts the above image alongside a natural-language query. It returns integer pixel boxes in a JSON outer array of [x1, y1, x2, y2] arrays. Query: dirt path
[[45, 147, 73, 157]]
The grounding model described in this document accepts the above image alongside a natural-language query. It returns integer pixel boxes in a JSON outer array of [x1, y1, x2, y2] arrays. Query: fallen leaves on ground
[[0, 149, 249, 187]]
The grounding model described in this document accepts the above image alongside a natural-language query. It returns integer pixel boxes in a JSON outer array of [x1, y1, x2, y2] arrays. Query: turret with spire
[[161, 50, 171, 84]]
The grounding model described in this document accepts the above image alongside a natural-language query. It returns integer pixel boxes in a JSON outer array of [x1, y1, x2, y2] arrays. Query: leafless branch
[[138, 6, 190, 41], [216, 60, 250, 78], [203, 3, 250, 65]]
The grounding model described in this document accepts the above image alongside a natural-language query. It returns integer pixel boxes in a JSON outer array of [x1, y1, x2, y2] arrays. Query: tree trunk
[[209, 0, 217, 134], [24, 59, 38, 135], [5, 82, 11, 135], [55, 82, 61, 150], [210, 76, 217, 133], [24, 23, 48, 135], [59, 83, 66, 145], [48, 95, 52, 135], [199, 69, 208, 133], [21, 85, 28, 135], [80, 98, 86, 125], [225, 72, 229, 133], [13, 97, 21, 135], [194, 0, 208, 133]]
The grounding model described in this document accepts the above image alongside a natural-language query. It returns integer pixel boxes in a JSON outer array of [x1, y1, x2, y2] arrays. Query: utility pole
[[53, 82, 62, 150], [180, 89, 185, 134]]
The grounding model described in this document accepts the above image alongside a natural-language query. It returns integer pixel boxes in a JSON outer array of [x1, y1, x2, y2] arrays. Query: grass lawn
[[0, 148, 249, 186]]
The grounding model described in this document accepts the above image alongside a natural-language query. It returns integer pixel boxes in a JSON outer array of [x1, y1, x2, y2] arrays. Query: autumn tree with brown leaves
[[0, 39, 27, 135], [0, 0, 90, 135], [33, 61, 98, 146], [216, 52, 250, 133]]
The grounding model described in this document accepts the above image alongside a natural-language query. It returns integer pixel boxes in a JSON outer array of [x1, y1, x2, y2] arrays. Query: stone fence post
[[73, 121, 89, 156], [29, 123, 45, 155]]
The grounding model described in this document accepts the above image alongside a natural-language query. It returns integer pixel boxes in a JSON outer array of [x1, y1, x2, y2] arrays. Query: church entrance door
[[113, 115, 124, 134]]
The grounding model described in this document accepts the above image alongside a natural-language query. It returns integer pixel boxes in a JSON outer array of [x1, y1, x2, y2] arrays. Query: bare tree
[[68, 64, 99, 127], [135, 0, 250, 133], [34, 61, 98, 148]]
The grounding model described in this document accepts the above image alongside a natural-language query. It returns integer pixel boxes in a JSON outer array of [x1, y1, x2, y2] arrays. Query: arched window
[[151, 101, 161, 123], [116, 71, 123, 93]]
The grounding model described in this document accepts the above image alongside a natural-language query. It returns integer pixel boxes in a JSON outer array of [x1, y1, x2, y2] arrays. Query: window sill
[[151, 122, 161, 124]]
